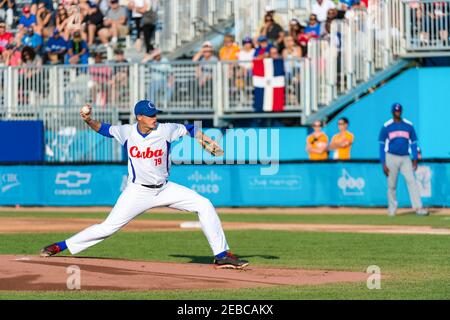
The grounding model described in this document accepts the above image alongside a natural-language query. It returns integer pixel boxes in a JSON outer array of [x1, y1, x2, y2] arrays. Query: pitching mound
[[0, 255, 367, 291]]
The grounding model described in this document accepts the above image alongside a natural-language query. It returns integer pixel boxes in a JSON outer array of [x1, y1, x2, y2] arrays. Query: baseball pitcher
[[40, 100, 249, 269]]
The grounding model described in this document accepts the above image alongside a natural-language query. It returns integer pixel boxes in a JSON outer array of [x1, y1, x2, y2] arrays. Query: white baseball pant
[[66, 181, 230, 256], [385, 153, 423, 214]]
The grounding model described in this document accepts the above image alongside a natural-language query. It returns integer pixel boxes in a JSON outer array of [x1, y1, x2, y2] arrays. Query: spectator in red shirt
[[1, 43, 21, 66], [0, 20, 13, 54]]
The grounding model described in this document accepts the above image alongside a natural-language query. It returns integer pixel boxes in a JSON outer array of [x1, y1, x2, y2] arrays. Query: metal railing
[[142, 60, 219, 114], [1, 59, 307, 118], [0, 62, 218, 115], [0, 64, 137, 113], [387, 0, 450, 54], [403, 0, 450, 51], [304, 4, 395, 116]]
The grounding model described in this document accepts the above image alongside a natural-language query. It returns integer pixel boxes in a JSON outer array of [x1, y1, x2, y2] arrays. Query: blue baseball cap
[[391, 103, 402, 113], [242, 36, 253, 45], [257, 35, 268, 42], [134, 100, 161, 117]]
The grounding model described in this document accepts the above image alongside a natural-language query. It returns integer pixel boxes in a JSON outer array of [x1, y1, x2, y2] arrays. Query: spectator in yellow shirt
[[306, 120, 329, 160], [219, 34, 240, 61], [329, 117, 354, 160]]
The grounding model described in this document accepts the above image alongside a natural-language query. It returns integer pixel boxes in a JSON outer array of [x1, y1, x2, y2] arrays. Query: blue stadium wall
[[324, 67, 450, 159], [0, 163, 448, 207]]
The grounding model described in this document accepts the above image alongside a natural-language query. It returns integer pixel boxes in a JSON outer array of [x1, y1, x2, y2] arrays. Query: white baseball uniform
[[65, 122, 229, 256]]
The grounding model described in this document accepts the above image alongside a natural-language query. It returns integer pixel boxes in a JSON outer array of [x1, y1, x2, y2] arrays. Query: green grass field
[[1, 210, 450, 300]]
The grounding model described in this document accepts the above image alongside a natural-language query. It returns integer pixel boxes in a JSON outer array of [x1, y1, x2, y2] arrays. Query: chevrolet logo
[[55, 171, 91, 188]]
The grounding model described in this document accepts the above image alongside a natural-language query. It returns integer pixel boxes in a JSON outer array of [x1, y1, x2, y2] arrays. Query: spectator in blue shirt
[[65, 30, 89, 65], [304, 14, 321, 38], [339, 0, 354, 10], [21, 27, 43, 52], [19, 6, 37, 29], [253, 35, 273, 59], [17, 6, 37, 44], [44, 28, 66, 64]]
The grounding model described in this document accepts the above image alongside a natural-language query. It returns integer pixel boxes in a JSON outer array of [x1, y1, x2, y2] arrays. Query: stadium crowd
[[0, 0, 370, 67], [192, 0, 369, 64], [0, 0, 158, 66], [1, 0, 448, 68]]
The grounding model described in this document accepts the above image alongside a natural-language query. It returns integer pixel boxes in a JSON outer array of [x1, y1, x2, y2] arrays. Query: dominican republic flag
[[253, 58, 285, 112]]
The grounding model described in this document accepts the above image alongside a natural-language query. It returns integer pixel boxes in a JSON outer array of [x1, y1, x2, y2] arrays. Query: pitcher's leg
[[155, 182, 229, 256], [66, 184, 154, 254], [386, 154, 400, 215], [400, 157, 423, 210]]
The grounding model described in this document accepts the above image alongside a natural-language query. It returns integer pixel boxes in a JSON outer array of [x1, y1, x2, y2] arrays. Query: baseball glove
[[197, 137, 224, 157]]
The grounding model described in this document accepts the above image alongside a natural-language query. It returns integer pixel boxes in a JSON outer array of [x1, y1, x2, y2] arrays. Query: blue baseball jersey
[[378, 118, 419, 163], [45, 36, 67, 53]]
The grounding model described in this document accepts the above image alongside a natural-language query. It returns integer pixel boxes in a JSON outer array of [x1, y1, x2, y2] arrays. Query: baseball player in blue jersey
[[40, 100, 249, 269], [379, 103, 428, 216]]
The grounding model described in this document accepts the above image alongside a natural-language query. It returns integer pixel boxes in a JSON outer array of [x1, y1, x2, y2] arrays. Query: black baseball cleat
[[40, 243, 62, 257], [214, 252, 249, 270]]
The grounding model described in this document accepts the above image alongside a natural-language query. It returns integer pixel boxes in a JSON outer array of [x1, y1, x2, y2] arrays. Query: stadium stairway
[[166, 18, 234, 60], [304, 59, 414, 125]]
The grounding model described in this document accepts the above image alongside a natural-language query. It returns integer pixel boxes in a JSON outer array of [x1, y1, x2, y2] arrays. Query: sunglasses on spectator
[[313, 124, 321, 127], [338, 122, 346, 125]]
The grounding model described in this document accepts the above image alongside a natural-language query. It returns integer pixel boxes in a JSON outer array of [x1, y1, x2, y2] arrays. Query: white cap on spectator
[[202, 41, 213, 48], [265, 5, 275, 12]]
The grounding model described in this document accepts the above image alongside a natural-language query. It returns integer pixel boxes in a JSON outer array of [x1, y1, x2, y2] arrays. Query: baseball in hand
[[81, 105, 91, 115]]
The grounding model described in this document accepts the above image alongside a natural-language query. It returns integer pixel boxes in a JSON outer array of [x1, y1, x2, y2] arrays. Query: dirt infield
[[0, 255, 368, 291], [0, 216, 449, 235], [1, 206, 449, 215]]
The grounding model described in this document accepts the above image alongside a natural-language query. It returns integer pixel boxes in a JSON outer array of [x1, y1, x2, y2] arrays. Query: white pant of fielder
[[385, 153, 423, 214], [66, 182, 229, 255]]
